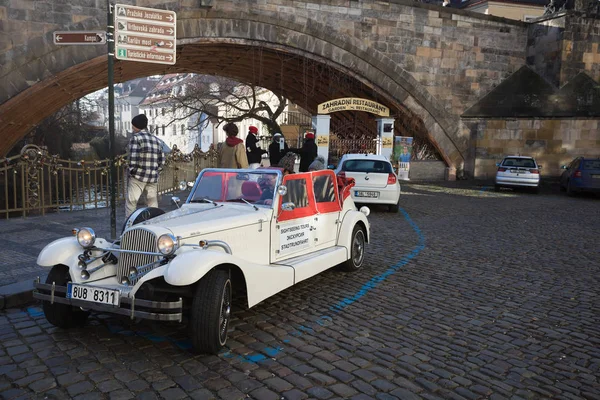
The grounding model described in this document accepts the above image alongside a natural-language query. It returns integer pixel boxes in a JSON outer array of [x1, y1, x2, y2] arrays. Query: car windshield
[[582, 160, 600, 170], [502, 158, 536, 168], [189, 170, 280, 207], [342, 159, 392, 173]]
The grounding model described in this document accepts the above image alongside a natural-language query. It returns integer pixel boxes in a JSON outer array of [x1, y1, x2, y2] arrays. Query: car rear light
[[497, 167, 507, 172], [574, 170, 582, 178], [387, 173, 397, 185], [530, 169, 539, 174]]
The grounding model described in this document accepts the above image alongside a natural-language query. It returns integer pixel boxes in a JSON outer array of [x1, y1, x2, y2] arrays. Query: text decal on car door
[[279, 222, 311, 255]]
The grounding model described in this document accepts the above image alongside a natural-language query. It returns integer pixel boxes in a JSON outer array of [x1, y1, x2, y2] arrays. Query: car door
[[271, 173, 317, 262], [311, 170, 341, 249]]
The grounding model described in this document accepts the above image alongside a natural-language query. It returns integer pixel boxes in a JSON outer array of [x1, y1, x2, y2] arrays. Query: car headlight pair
[[76, 227, 177, 256], [157, 234, 178, 256]]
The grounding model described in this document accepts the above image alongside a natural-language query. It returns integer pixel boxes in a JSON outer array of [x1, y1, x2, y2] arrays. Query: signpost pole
[[107, 0, 117, 239]]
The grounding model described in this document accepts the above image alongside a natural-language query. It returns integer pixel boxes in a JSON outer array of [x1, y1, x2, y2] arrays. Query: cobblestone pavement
[[1, 183, 599, 399]]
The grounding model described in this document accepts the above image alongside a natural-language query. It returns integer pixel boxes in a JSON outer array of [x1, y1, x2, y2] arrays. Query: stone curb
[[0, 279, 38, 310]]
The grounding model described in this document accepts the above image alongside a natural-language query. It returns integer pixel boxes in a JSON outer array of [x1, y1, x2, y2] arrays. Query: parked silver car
[[495, 156, 541, 193]]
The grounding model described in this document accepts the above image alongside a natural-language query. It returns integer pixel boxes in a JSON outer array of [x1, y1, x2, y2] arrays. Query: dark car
[[560, 157, 600, 196]]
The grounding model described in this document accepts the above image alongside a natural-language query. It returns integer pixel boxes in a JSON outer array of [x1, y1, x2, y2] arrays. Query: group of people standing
[[218, 122, 321, 175], [124, 115, 325, 218]]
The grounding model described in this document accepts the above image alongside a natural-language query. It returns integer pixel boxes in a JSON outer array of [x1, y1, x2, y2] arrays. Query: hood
[[136, 203, 272, 239], [226, 137, 243, 147]]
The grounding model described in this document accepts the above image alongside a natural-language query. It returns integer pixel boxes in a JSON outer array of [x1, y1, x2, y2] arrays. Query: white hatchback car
[[334, 154, 401, 212], [495, 155, 541, 193]]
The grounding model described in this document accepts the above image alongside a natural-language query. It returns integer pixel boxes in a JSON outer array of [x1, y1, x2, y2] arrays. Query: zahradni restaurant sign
[[317, 98, 390, 117]]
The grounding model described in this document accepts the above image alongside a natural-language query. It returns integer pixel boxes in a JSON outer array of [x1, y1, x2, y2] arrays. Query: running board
[[274, 246, 348, 284]]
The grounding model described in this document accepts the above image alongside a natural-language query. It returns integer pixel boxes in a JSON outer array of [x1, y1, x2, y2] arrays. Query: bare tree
[[166, 76, 287, 135]]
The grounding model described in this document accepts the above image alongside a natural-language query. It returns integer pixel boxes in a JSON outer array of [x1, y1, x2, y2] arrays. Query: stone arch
[[0, 13, 464, 167]]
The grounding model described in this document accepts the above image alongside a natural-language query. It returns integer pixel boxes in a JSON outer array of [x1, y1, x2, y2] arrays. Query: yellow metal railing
[[0, 144, 217, 219]]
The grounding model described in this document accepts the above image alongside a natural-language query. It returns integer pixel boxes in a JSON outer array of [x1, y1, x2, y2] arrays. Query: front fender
[[37, 237, 80, 267], [337, 210, 370, 252], [164, 249, 242, 287]]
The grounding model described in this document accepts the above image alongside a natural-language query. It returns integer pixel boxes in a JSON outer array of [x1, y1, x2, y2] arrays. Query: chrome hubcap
[[352, 230, 365, 266], [219, 281, 232, 344]]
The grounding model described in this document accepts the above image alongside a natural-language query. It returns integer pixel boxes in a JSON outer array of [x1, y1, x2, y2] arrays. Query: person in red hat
[[291, 131, 318, 172], [245, 125, 267, 169]]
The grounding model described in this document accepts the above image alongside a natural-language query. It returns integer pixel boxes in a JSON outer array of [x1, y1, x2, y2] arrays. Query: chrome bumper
[[33, 281, 183, 322]]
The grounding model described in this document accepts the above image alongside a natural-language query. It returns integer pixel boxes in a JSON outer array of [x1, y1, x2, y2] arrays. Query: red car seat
[[241, 181, 262, 202]]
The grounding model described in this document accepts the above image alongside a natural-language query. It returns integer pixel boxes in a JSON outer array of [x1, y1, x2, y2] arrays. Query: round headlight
[[76, 228, 96, 248], [157, 234, 178, 256]]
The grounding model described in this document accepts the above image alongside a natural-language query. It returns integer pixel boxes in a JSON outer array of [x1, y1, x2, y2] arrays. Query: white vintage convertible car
[[34, 168, 370, 353]]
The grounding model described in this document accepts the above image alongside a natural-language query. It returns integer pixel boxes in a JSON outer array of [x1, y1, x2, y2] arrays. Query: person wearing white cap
[[268, 133, 289, 167]]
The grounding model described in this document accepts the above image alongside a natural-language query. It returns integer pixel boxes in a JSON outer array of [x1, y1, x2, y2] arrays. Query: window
[[181, 125, 185, 135], [161, 108, 165, 116], [162, 125, 166, 136], [172, 125, 176, 135], [342, 159, 393, 173], [282, 179, 308, 208], [313, 175, 336, 203], [502, 158, 536, 168], [582, 160, 600, 170]]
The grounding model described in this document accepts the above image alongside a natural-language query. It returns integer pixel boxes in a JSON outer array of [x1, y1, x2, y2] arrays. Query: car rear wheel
[[191, 269, 232, 354], [341, 225, 366, 272], [42, 265, 89, 329]]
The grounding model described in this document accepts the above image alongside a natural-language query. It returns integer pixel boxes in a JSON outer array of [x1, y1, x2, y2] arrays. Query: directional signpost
[[52, 3, 177, 239], [53, 31, 107, 45], [114, 4, 176, 65]]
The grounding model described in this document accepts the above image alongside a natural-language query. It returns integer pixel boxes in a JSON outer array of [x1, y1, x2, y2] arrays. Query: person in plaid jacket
[[126, 114, 165, 217]]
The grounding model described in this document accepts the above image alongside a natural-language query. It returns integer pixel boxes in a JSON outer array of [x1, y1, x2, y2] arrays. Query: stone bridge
[[0, 0, 533, 170]]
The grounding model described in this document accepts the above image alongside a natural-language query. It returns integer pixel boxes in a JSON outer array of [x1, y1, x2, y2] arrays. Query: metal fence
[[0, 144, 217, 219], [328, 138, 377, 166]]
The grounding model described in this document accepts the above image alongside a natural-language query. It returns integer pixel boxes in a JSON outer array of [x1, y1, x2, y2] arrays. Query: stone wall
[[527, 14, 565, 87], [409, 160, 447, 180], [464, 118, 600, 179], [527, 12, 600, 87], [561, 13, 600, 84]]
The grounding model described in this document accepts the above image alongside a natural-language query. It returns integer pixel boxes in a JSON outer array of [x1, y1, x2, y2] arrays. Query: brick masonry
[[463, 118, 600, 179]]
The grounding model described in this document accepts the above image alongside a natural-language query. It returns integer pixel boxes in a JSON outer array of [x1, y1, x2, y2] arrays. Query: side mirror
[[538, 165, 543, 169], [281, 202, 296, 212], [560, 165, 567, 169], [495, 162, 500, 167], [327, 164, 335, 170], [277, 185, 288, 196], [171, 196, 181, 209]]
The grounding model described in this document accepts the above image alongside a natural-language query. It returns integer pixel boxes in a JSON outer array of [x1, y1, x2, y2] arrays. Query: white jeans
[[125, 176, 158, 218]]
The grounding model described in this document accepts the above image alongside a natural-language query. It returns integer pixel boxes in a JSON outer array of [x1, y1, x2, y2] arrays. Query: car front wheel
[[191, 269, 232, 354], [341, 225, 366, 272], [42, 265, 89, 328]]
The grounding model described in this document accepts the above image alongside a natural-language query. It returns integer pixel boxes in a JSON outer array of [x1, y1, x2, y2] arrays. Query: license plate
[[67, 283, 120, 306], [512, 170, 527, 174], [355, 191, 379, 198]]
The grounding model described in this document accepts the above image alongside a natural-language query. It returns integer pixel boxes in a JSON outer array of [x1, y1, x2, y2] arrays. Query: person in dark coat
[[268, 133, 289, 167], [245, 126, 267, 169], [291, 132, 318, 172]]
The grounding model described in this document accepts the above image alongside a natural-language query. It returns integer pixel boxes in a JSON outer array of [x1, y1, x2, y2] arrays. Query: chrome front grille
[[117, 228, 159, 285]]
